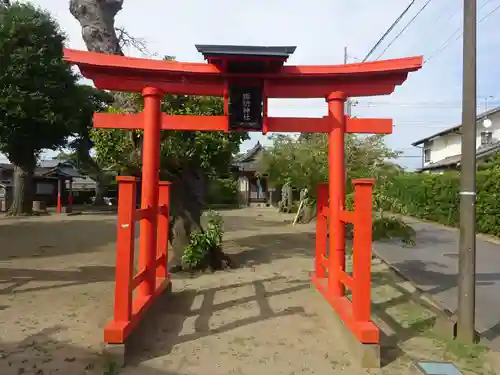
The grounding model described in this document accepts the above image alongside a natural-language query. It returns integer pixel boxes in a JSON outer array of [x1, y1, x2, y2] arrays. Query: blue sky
[[2, 0, 500, 170]]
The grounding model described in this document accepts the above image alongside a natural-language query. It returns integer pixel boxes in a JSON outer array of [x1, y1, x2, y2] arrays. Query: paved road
[[373, 218, 500, 349]]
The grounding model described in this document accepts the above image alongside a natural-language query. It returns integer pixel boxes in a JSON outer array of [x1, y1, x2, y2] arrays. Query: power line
[[404, 0, 462, 53], [374, 0, 434, 60], [433, 0, 462, 24], [425, 0, 500, 64], [362, 0, 418, 62], [479, 1, 500, 21], [271, 100, 500, 108], [357, 101, 500, 107]]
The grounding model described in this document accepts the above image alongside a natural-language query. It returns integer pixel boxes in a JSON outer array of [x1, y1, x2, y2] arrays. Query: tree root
[[168, 246, 237, 275]]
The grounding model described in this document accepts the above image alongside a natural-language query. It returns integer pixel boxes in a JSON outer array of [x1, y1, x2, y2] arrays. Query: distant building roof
[[0, 160, 83, 179], [0, 163, 13, 171], [39, 159, 61, 168], [232, 142, 265, 172], [412, 106, 500, 146], [419, 140, 500, 171]]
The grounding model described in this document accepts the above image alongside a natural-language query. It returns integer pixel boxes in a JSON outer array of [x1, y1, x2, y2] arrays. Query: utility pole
[[344, 46, 352, 116], [457, 0, 477, 344], [484, 95, 493, 112]]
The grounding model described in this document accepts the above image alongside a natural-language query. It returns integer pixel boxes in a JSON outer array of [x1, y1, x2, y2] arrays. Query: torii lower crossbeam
[[93, 113, 393, 134]]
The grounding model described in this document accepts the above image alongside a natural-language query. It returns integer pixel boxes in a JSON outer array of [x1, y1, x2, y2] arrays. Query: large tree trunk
[[168, 166, 206, 270], [70, 0, 233, 272], [69, 0, 123, 55], [70, 0, 121, 205], [8, 164, 34, 216]]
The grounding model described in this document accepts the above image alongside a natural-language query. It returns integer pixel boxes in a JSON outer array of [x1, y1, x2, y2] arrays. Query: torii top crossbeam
[[65, 45, 422, 98]]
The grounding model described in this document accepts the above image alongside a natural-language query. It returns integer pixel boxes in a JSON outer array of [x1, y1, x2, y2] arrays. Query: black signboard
[[228, 85, 263, 131]]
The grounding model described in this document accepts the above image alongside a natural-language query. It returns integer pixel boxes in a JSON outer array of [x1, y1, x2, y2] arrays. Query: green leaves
[[0, 2, 79, 165], [91, 93, 249, 179], [207, 178, 238, 205], [260, 132, 400, 197], [379, 170, 500, 237], [182, 210, 224, 268]]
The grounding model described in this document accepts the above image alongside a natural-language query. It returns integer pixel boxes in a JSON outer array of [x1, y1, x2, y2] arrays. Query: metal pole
[[457, 0, 477, 344], [344, 46, 352, 116]]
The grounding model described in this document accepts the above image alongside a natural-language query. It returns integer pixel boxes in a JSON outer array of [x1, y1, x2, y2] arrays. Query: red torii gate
[[64, 45, 422, 352]]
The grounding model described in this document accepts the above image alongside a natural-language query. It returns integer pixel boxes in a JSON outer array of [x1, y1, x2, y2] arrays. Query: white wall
[[422, 110, 500, 167]]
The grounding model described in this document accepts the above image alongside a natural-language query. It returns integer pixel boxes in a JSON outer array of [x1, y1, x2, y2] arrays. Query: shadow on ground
[[0, 265, 116, 297], [380, 258, 500, 345], [126, 276, 310, 366], [0, 217, 120, 260], [227, 231, 315, 267], [370, 269, 438, 366], [221, 214, 294, 233], [385, 259, 500, 293], [0, 326, 184, 375]]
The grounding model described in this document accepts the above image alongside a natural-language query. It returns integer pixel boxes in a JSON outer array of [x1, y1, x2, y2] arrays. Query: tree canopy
[[260, 133, 401, 197], [0, 2, 80, 214], [91, 93, 248, 179], [0, 2, 79, 165]]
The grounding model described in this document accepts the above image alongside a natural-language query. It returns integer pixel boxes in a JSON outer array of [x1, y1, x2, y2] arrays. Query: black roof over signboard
[[195, 44, 297, 59]]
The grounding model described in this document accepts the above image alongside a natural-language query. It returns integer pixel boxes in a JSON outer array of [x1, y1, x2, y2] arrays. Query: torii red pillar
[[327, 92, 347, 298], [137, 87, 162, 299]]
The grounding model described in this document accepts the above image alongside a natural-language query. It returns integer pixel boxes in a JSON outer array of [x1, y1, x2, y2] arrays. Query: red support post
[[57, 178, 62, 214], [352, 179, 375, 323], [137, 87, 162, 299], [326, 92, 347, 297], [315, 183, 328, 279], [112, 177, 137, 324], [156, 181, 170, 279]]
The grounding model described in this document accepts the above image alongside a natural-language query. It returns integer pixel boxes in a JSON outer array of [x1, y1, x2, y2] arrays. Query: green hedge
[[207, 178, 238, 205], [380, 170, 500, 237]]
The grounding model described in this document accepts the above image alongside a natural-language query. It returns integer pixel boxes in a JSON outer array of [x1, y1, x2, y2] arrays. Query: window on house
[[481, 131, 493, 146], [424, 148, 431, 163]]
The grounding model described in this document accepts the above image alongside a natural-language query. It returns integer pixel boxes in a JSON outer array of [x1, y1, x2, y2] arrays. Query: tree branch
[[116, 26, 155, 56]]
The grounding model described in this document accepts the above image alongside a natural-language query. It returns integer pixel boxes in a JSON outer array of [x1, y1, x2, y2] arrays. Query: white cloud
[[6, 0, 500, 170]]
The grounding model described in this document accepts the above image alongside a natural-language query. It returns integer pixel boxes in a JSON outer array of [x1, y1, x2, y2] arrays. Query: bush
[[207, 178, 238, 205], [182, 210, 224, 268], [345, 182, 416, 245], [379, 170, 500, 237], [372, 216, 416, 245]]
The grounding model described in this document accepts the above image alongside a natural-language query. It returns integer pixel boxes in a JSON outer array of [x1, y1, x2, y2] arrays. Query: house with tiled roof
[[231, 142, 270, 207], [412, 106, 500, 172]]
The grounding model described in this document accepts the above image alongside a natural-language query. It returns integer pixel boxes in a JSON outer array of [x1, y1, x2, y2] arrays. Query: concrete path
[[373, 217, 500, 349]]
